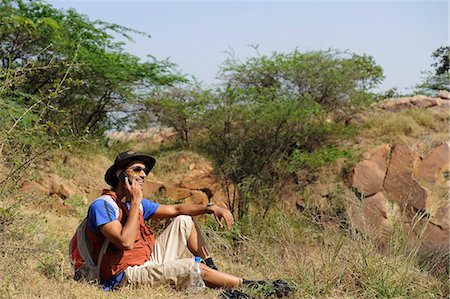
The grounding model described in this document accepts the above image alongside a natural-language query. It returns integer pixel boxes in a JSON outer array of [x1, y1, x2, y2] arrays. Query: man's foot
[[219, 289, 254, 299], [242, 279, 292, 298]]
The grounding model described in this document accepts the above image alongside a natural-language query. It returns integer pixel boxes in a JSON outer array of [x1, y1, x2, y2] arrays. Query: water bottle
[[188, 256, 205, 295]]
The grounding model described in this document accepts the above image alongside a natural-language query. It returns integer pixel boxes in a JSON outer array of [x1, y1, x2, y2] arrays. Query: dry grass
[[358, 108, 449, 152]]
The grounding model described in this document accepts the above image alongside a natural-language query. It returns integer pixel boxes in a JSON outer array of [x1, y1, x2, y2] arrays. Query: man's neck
[[112, 187, 127, 203]]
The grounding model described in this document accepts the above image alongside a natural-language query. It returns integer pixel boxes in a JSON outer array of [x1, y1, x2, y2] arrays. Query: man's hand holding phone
[[121, 172, 143, 205]]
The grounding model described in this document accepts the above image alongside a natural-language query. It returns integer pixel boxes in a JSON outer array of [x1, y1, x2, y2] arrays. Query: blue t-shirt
[[87, 197, 159, 290]]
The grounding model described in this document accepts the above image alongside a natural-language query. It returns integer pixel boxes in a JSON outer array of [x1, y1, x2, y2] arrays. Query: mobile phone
[[119, 172, 132, 185]]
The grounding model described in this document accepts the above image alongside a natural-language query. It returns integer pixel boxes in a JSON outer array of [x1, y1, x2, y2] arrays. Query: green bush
[[289, 146, 352, 171]]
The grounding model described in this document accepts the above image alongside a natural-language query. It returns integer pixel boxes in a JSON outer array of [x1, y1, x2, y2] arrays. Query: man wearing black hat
[[87, 150, 242, 290]]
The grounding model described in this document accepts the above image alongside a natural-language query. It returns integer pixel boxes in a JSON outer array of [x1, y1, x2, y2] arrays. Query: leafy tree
[[417, 46, 450, 93], [189, 49, 383, 217], [0, 0, 182, 137], [219, 49, 384, 109], [431, 46, 450, 76]]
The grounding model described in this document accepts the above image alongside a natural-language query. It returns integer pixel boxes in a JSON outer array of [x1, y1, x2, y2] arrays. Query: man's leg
[[150, 215, 241, 288], [201, 263, 241, 288], [153, 215, 217, 269], [187, 221, 219, 269], [150, 215, 193, 264]]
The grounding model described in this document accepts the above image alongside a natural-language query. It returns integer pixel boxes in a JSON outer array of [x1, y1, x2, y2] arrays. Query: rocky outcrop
[[376, 93, 450, 112], [143, 161, 237, 211], [22, 174, 76, 200], [107, 128, 176, 146], [347, 142, 450, 251]]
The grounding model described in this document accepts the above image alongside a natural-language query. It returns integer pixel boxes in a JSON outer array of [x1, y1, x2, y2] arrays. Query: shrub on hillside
[[219, 48, 384, 109], [188, 49, 383, 217]]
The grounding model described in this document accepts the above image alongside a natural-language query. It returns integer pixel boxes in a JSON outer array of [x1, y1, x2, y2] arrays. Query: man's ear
[[116, 169, 122, 178]]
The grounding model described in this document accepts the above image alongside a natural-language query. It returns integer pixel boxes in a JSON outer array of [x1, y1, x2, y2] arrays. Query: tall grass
[[201, 200, 448, 298]]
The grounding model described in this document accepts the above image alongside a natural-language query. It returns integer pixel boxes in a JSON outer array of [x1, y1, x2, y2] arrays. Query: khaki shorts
[[120, 215, 196, 289]]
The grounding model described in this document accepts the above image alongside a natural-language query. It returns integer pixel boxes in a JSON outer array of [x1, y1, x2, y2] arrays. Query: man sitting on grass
[[85, 150, 290, 297]]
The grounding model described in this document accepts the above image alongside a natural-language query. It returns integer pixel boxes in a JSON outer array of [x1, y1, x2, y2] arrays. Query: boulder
[[184, 190, 209, 205], [21, 181, 51, 195], [429, 203, 450, 232], [421, 223, 450, 250], [164, 185, 192, 200], [416, 142, 450, 185], [363, 193, 397, 244], [49, 177, 75, 199], [143, 180, 164, 198], [410, 218, 450, 251], [179, 171, 216, 190], [348, 143, 450, 252], [429, 101, 450, 114], [362, 192, 390, 219], [350, 144, 390, 196], [384, 145, 428, 210], [438, 90, 450, 100], [377, 97, 415, 112], [206, 182, 223, 194], [376, 95, 446, 112], [210, 185, 233, 204], [410, 97, 441, 108], [209, 182, 237, 211]]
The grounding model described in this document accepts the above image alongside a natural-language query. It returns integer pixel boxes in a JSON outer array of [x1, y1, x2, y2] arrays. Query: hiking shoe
[[271, 279, 292, 297], [243, 279, 292, 298], [219, 289, 255, 299]]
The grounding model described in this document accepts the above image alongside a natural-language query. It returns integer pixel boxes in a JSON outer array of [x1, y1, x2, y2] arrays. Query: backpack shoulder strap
[[91, 195, 117, 277], [96, 237, 110, 277], [96, 195, 120, 218]]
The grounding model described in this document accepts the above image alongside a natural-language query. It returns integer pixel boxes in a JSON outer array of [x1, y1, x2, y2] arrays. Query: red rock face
[[348, 142, 450, 252], [143, 181, 164, 197], [142, 163, 237, 213], [430, 204, 450, 232], [350, 144, 390, 197], [416, 142, 450, 184], [384, 145, 428, 211]]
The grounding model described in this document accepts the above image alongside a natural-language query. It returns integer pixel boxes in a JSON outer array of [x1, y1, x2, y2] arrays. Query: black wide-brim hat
[[105, 150, 156, 187]]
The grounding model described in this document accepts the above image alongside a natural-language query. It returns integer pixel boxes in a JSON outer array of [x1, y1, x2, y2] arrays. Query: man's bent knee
[[172, 215, 193, 225], [171, 215, 194, 239]]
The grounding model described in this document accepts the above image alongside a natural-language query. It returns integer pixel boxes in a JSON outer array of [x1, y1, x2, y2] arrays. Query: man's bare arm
[[100, 177, 143, 250], [100, 202, 140, 250], [152, 204, 234, 229]]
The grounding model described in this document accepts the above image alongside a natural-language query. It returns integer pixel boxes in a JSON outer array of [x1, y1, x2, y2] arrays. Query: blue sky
[[49, 0, 448, 93]]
